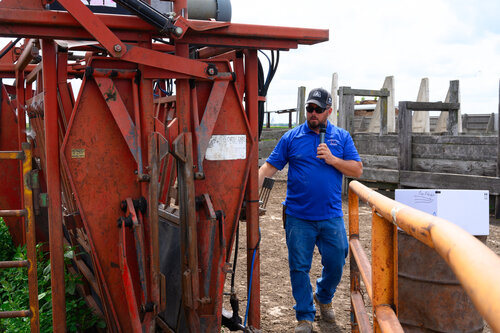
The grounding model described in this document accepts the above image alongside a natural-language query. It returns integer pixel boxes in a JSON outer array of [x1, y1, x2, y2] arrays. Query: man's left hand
[[317, 143, 336, 166]]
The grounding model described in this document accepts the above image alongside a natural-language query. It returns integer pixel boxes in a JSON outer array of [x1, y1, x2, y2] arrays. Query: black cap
[[306, 88, 332, 109]]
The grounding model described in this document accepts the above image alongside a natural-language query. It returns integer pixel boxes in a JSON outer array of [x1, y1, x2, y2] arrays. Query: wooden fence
[[259, 102, 500, 213]]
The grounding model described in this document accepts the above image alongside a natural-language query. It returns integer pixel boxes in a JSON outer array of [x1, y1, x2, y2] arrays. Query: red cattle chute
[[0, 0, 328, 331]]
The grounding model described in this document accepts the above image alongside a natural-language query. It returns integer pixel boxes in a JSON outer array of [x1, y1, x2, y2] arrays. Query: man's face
[[306, 103, 331, 130]]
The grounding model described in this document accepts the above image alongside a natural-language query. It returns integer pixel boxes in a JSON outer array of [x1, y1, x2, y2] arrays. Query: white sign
[[395, 189, 489, 235], [205, 135, 246, 161], [84, 0, 117, 7]]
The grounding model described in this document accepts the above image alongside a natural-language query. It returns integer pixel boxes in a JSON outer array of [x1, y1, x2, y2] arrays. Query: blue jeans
[[285, 214, 349, 321]]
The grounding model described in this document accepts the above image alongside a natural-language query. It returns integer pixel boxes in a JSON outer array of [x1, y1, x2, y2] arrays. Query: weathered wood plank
[[353, 133, 399, 142], [360, 154, 399, 169], [353, 134, 399, 156], [360, 168, 399, 183], [412, 158, 496, 177], [405, 101, 460, 111], [341, 88, 390, 97], [400, 171, 500, 195], [354, 140, 399, 156], [497, 80, 500, 217], [412, 135, 496, 145], [398, 102, 412, 170], [412, 143, 496, 161]]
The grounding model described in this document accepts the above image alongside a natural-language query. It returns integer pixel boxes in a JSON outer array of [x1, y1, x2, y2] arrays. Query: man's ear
[[327, 107, 333, 116]]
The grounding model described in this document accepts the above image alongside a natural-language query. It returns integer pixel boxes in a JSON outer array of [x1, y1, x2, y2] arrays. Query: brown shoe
[[314, 294, 335, 323], [294, 320, 313, 333]]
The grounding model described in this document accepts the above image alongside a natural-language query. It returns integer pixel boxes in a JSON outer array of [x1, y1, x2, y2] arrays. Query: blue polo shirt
[[267, 121, 360, 220]]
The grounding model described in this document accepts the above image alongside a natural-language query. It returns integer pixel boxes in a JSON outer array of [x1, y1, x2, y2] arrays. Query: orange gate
[[348, 180, 500, 333]]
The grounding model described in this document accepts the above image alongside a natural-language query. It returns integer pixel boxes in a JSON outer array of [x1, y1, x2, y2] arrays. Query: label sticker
[[71, 149, 85, 159], [86, 0, 117, 7], [205, 135, 246, 161]]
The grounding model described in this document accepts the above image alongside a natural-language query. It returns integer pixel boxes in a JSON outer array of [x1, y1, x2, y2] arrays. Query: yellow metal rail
[[348, 180, 500, 333], [0, 143, 40, 332]]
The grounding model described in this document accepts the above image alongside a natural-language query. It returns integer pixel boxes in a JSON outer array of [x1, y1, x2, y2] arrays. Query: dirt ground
[[223, 171, 500, 332]]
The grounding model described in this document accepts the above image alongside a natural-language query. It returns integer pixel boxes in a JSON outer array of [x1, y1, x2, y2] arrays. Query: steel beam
[[42, 39, 66, 333]]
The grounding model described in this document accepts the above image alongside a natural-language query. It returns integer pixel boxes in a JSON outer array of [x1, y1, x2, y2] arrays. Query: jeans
[[285, 214, 349, 322]]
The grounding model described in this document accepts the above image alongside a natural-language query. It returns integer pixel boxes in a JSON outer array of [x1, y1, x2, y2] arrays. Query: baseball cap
[[306, 88, 332, 109]]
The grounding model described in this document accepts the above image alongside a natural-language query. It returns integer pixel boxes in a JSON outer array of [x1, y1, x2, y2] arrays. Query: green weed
[[0, 218, 105, 332]]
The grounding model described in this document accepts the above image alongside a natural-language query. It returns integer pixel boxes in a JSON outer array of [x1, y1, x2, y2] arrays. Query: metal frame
[[348, 180, 500, 332], [0, 0, 328, 331], [0, 143, 40, 332]]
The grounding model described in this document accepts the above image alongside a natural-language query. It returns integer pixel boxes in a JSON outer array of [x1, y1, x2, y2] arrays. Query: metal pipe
[[0, 260, 29, 268], [16, 59, 27, 244], [244, 49, 260, 329], [22, 142, 40, 332], [0, 209, 26, 217], [0, 310, 31, 318], [350, 292, 371, 333], [349, 180, 500, 332], [374, 305, 404, 333], [371, 209, 398, 332], [349, 238, 372, 299], [15, 39, 38, 72], [41, 39, 66, 333]]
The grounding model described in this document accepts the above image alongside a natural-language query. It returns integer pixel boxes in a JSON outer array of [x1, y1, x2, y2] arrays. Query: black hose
[[257, 59, 265, 139], [114, 0, 174, 34], [0, 38, 21, 61], [230, 222, 239, 294], [257, 50, 280, 138]]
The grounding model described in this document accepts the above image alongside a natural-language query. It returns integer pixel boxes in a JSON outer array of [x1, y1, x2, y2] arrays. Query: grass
[[0, 217, 105, 332]]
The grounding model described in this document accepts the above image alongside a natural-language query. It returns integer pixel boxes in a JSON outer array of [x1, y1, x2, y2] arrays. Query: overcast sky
[[231, 0, 500, 116], [1, 1, 498, 117]]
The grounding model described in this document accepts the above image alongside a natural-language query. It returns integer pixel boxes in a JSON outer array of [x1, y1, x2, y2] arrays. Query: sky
[[1, 0, 499, 120], [231, 0, 500, 118]]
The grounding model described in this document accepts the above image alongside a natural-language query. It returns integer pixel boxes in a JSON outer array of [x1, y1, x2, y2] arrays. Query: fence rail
[[348, 180, 500, 332]]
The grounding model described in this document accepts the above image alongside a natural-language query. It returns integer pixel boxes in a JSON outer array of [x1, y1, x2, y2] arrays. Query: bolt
[[114, 44, 122, 53], [173, 27, 184, 37], [207, 67, 216, 76]]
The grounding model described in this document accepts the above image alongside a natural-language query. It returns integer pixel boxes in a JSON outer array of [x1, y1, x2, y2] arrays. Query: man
[[258, 88, 362, 333]]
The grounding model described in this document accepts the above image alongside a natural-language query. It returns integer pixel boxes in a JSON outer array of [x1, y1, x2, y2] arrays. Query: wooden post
[[398, 102, 412, 171], [338, 86, 347, 130], [297, 86, 306, 125], [266, 112, 270, 128], [447, 81, 459, 135], [379, 90, 388, 135], [338, 87, 355, 132], [496, 79, 500, 218], [329, 72, 338, 126], [339, 87, 355, 195]]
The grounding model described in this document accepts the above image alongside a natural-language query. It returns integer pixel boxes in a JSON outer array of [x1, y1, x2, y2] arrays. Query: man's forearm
[[328, 158, 363, 178], [258, 162, 278, 187]]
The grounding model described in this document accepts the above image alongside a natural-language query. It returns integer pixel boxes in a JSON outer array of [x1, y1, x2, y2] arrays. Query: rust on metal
[[0, 151, 24, 160], [0, 260, 29, 268], [0, 0, 329, 330], [349, 180, 500, 332], [0, 310, 32, 318]]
